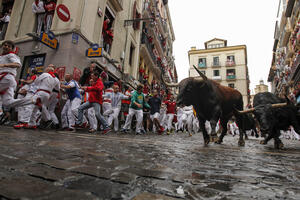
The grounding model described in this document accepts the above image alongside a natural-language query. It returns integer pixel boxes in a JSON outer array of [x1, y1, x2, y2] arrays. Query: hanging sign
[[40, 31, 59, 50], [86, 44, 102, 57]]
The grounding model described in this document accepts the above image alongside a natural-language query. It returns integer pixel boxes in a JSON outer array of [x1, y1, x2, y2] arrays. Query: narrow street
[[0, 127, 299, 199]]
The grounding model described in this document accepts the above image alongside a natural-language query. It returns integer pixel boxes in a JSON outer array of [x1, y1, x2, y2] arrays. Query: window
[[226, 55, 235, 66], [227, 55, 235, 62], [226, 69, 236, 79], [198, 58, 206, 67], [0, 0, 15, 40], [102, 6, 115, 54], [213, 57, 219, 66], [200, 70, 206, 75], [129, 43, 135, 66], [228, 83, 235, 88], [213, 70, 219, 76]]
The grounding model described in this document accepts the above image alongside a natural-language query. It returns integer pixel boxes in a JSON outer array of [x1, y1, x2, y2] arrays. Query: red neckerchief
[[1, 51, 15, 56], [48, 71, 56, 78]]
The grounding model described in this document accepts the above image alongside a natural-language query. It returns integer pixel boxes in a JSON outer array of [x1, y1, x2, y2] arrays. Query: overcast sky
[[168, 0, 279, 92]]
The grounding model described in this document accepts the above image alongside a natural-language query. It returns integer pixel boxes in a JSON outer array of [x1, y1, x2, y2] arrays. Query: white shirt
[[0, 15, 10, 23], [0, 53, 21, 76], [32, 1, 45, 14], [35, 73, 56, 92]]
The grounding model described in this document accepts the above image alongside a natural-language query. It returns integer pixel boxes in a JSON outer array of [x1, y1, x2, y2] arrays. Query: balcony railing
[[211, 62, 221, 67], [225, 61, 236, 67], [141, 32, 157, 64], [198, 63, 207, 68], [212, 76, 222, 81], [226, 75, 236, 80]]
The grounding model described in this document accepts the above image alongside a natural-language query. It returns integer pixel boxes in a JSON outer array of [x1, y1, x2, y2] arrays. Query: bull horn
[[236, 108, 255, 114], [160, 71, 179, 88], [271, 103, 287, 108], [193, 65, 208, 81]]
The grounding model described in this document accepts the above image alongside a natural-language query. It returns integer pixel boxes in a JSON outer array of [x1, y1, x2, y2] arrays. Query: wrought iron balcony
[[225, 61, 236, 67], [198, 63, 207, 68], [226, 75, 236, 80]]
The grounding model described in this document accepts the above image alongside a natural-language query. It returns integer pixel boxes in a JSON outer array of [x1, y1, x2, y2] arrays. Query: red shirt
[[44, 2, 56, 13], [85, 78, 104, 104], [165, 100, 176, 114]]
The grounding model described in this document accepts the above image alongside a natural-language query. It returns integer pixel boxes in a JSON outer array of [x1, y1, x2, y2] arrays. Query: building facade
[[188, 38, 250, 106], [139, 0, 177, 93], [0, 0, 177, 89], [254, 80, 269, 94], [268, 0, 299, 97]]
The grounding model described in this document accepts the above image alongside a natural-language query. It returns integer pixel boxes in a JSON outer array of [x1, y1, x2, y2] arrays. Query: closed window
[[213, 57, 219, 66]]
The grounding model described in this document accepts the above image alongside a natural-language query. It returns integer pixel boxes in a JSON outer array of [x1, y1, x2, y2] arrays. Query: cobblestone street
[[0, 127, 299, 199]]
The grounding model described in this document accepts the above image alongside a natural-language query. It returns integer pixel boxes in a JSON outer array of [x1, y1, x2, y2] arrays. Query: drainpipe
[[15, 0, 26, 38]]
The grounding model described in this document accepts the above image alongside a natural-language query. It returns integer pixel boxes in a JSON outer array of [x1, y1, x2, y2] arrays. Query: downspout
[[15, 0, 26, 38]]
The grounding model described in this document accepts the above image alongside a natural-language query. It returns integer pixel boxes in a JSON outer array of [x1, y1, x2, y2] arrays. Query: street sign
[[86, 44, 102, 57], [72, 33, 79, 44], [56, 4, 70, 22], [40, 31, 59, 50]]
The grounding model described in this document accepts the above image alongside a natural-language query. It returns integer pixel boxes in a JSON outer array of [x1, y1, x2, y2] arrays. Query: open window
[[226, 69, 236, 80], [0, 0, 14, 40], [102, 6, 115, 54], [198, 58, 206, 68]]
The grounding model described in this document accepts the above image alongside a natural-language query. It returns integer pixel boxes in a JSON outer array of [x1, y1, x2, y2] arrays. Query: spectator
[[0, 9, 11, 40], [32, 0, 45, 35], [79, 62, 101, 86], [44, 0, 56, 33]]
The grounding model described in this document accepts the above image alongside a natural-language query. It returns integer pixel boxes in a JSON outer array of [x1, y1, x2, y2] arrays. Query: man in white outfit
[[0, 40, 22, 113], [60, 74, 82, 131], [105, 84, 130, 132], [22, 65, 58, 129], [47, 71, 60, 129], [32, 0, 45, 35]]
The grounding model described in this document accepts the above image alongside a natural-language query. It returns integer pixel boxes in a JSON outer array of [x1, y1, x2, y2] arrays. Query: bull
[[162, 65, 247, 146], [237, 92, 300, 149]]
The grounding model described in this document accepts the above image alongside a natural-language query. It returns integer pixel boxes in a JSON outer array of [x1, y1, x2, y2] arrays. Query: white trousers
[[61, 98, 82, 129], [123, 108, 143, 132], [0, 74, 19, 108], [36, 13, 45, 35], [29, 91, 51, 126], [17, 93, 35, 123], [166, 113, 174, 131], [45, 14, 53, 33], [107, 107, 121, 131], [47, 94, 59, 125], [103, 102, 113, 116], [87, 107, 97, 130]]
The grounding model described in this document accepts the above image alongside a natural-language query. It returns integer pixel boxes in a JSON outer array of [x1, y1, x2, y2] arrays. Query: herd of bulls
[[162, 65, 300, 149]]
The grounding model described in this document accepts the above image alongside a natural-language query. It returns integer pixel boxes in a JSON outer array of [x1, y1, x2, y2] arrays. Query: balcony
[[226, 75, 236, 80], [198, 63, 207, 68], [109, 0, 123, 12], [212, 76, 222, 81], [141, 32, 157, 65], [226, 61, 236, 67], [211, 62, 221, 67]]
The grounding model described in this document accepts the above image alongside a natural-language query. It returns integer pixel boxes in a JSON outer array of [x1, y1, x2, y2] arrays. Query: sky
[[168, 0, 279, 92]]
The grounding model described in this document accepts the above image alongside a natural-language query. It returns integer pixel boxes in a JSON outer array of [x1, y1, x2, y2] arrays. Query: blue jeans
[[76, 101, 108, 129]]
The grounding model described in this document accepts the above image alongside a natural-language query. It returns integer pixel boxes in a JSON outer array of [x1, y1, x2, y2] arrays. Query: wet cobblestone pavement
[[0, 127, 299, 199]]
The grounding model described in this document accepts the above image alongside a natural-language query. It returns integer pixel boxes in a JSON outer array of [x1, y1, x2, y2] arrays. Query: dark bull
[[161, 65, 247, 146], [236, 92, 300, 149]]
